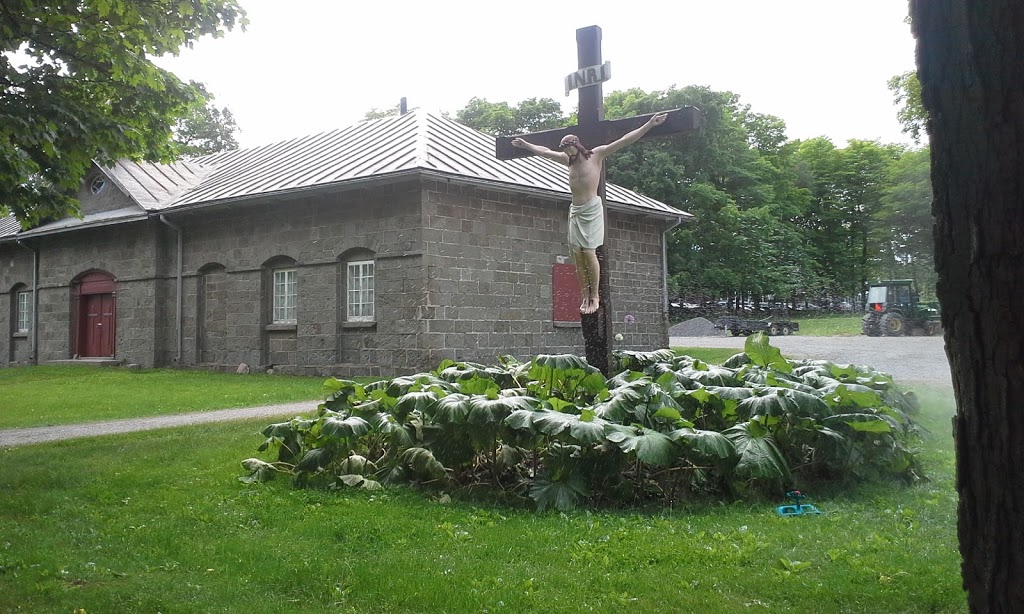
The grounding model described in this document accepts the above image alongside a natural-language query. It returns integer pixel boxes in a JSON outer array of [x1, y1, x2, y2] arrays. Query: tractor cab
[[862, 280, 941, 337]]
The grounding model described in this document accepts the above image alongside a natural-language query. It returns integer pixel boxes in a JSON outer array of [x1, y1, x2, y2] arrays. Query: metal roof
[[100, 159, 213, 211], [2, 111, 690, 242], [178, 111, 690, 218], [0, 215, 20, 240]]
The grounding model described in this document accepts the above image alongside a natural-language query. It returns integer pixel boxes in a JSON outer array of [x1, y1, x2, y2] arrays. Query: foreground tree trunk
[[911, 1, 1024, 611]]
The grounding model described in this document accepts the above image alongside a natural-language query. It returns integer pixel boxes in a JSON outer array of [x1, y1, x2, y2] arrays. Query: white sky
[[154, 0, 917, 150]]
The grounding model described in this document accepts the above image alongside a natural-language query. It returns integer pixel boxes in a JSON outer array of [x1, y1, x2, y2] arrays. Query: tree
[[173, 82, 239, 157], [876, 148, 935, 296], [454, 97, 567, 136], [0, 0, 247, 228], [911, 0, 1024, 611], [888, 70, 927, 144]]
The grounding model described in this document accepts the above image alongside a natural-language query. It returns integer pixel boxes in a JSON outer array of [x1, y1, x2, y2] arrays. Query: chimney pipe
[[400, 97, 408, 115]]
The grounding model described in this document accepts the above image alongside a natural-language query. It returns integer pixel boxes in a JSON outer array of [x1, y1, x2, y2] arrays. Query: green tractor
[[861, 280, 942, 337]]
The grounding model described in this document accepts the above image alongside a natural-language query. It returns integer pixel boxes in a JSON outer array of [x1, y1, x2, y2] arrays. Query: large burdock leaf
[[336, 454, 378, 476], [681, 365, 742, 387], [393, 389, 443, 419], [400, 447, 447, 480], [468, 395, 537, 424], [744, 332, 792, 373], [605, 425, 677, 466], [504, 408, 537, 431], [334, 475, 383, 490], [239, 458, 278, 483], [594, 382, 648, 423], [321, 414, 371, 439], [823, 413, 894, 433], [531, 409, 610, 444], [724, 421, 791, 481], [529, 473, 590, 511], [820, 383, 883, 410], [670, 428, 737, 463], [297, 447, 332, 472], [431, 393, 472, 424], [616, 349, 676, 371]]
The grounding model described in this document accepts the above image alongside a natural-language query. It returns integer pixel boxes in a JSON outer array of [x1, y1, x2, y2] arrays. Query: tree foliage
[[0, 0, 247, 228], [454, 96, 568, 136], [453, 87, 929, 308], [172, 81, 239, 157], [888, 71, 927, 144]]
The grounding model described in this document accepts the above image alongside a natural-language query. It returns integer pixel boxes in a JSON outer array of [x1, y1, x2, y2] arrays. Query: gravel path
[[671, 334, 952, 388], [1, 336, 952, 449], [0, 400, 316, 449]]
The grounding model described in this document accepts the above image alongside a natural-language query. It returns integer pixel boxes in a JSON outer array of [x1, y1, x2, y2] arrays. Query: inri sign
[[564, 61, 611, 96]]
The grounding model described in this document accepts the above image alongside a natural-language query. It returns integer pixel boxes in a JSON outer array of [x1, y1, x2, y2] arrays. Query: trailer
[[714, 316, 800, 337]]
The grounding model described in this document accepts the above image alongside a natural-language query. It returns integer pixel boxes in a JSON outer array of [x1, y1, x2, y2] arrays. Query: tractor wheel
[[731, 330, 742, 337], [861, 313, 882, 336], [879, 312, 906, 336], [781, 325, 792, 336], [769, 324, 780, 336]]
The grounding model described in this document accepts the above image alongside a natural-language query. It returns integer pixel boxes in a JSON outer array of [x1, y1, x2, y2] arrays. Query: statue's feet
[[581, 297, 600, 315]]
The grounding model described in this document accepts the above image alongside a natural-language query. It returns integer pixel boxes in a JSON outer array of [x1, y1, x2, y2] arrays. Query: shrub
[[242, 334, 922, 510]]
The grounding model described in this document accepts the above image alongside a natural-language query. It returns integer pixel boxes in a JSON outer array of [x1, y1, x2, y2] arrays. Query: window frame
[[271, 268, 297, 324], [346, 260, 375, 322], [16, 290, 32, 334]]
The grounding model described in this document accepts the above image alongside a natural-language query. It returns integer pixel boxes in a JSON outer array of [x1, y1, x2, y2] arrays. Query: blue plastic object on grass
[[776, 490, 823, 516]]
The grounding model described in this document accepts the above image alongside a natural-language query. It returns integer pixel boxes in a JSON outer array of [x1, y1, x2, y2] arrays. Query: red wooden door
[[81, 293, 115, 357]]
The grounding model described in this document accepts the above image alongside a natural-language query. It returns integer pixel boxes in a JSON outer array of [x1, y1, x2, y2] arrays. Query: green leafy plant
[[243, 341, 925, 511]]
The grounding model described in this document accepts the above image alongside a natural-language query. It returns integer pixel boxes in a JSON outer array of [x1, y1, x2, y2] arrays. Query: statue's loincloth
[[568, 196, 604, 250]]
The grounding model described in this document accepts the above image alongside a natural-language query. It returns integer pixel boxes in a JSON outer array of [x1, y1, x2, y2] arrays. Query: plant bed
[[243, 334, 922, 511]]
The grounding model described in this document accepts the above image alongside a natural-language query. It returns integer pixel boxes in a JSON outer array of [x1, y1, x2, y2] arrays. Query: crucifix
[[495, 25, 699, 375]]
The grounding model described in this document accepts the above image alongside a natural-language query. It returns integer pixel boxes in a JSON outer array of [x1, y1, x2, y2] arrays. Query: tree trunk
[[911, 1, 1024, 611]]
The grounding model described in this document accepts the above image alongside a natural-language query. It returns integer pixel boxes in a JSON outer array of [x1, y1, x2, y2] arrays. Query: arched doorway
[[71, 271, 116, 358]]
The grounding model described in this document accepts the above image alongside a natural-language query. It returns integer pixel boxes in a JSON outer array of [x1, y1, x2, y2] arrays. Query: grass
[[0, 365, 330, 430], [793, 314, 864, 336], [674, 347, 741, 364], [0, 377, 966, 612]]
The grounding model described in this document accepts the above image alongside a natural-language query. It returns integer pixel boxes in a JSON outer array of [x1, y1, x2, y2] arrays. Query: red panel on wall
[[552, 263, 581, 323]]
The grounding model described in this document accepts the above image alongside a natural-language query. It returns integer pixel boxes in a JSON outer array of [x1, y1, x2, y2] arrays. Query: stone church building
[[0, 112, 690, 376]]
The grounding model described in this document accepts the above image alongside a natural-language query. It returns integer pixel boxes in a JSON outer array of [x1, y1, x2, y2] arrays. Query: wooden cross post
[[495, 25, 699, 376]]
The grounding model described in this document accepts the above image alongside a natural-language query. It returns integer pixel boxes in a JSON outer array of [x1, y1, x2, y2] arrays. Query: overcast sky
[[154, 0, 917, 150]]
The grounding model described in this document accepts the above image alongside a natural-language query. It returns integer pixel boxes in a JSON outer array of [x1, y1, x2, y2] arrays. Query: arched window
[[262, 256, 298, 325]]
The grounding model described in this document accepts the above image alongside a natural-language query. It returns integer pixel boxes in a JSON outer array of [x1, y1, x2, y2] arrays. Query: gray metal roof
[[0, 215, 20, 240], [2, 111, 689, 242], [179, 111, 690, 218], [100, 159, 213, 211], [17, 206, 148, 238]]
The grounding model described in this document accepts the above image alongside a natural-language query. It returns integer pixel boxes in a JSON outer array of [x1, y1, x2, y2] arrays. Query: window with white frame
[[272, 269, 297, 323], [16, 290, 32, 333], [347, 260, 375, 321]]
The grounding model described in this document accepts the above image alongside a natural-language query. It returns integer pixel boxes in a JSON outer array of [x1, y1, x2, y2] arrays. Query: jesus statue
[[511, 112, 668, 314]]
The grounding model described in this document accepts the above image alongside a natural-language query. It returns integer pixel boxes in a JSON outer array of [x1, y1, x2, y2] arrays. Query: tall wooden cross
[[495, 25, 699, 375]]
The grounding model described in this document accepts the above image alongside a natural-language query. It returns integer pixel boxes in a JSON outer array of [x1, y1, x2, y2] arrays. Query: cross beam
[[494, 108, 699, 160]]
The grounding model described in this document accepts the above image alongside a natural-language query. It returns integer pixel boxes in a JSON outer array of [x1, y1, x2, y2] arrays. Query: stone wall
[[418, 178, 672, 368], [1, 173, 674, 374], [0, 243, 35, 365], [170, 179, 426, 376]]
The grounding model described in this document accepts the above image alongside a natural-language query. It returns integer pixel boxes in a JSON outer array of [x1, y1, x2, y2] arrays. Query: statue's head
[[559, 135, 592, 164]]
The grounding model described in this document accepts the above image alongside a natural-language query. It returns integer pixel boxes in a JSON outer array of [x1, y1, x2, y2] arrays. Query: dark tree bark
[[911, 1, 1024, 612]]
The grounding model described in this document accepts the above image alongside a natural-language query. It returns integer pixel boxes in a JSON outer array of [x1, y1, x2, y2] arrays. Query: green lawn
[[793, 314, 863, 336], [0, 365, 328, 430], [0, 378, 967, 612]]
